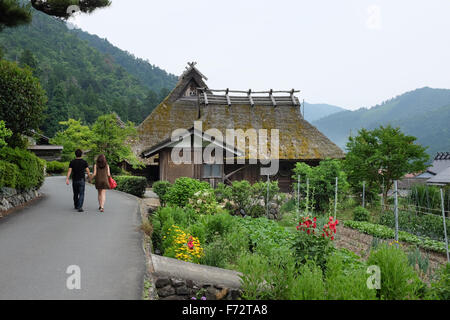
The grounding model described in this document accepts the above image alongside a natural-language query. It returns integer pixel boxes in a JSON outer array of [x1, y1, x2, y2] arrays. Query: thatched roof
[[133, 63, 345, 161]]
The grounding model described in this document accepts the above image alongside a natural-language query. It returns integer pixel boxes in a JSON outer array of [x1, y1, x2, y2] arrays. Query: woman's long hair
[[96, 154, 107, 169]]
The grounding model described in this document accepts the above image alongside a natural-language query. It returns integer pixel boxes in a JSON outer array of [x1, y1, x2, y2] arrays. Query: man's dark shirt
[[69, 158, 88, 181]]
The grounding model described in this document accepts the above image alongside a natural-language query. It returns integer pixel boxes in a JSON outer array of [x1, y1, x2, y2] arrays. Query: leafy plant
[[427, 263, 450, 300], [0, 147, 45, 190], [353, 206, 370, 222], [46, 161, 69, 174], [164, 177, 211, 208], [379, 209, 450, 242], [0, 120, 12, 148], [152, 180, 171, 206], [163, 225, 204, 263], [344, 125, 429, 208], [344, 220, 448, 254], [291, 261, 326, 300], [325, 251, 377, 300], [114, 176, 147, 197], [187, 189, 223, 215], [0, 59, 47, 147], [367, 244, 422, 300], [292, 159, 349, 212], [292, 216, 339, 271]]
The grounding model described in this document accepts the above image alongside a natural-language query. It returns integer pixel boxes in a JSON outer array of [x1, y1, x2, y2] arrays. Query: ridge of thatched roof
[[133, 63, 345, 161]]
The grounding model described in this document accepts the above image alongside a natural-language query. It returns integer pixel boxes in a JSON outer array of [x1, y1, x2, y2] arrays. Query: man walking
[[66, 149, 91, 212]]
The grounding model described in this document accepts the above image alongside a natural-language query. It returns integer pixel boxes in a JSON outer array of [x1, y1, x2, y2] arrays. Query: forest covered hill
[[303, 102, 345, 123], [0, 9, 177, 137], [313, 87, 450, 158]]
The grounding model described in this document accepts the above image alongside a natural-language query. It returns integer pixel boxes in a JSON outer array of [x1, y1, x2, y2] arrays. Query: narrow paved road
[[0, 176, 145, 300]]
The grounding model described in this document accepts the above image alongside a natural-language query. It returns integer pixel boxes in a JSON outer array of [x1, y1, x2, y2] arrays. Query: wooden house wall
[[157, 147, 321, 192]]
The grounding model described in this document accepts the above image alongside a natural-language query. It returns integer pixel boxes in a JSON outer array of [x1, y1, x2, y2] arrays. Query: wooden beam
[[290, 88, 297, 106], [269, 89, 277, 107], [225, 88, 231, 106], [203, 91, 209, 105], [248, 89, 254, 107]]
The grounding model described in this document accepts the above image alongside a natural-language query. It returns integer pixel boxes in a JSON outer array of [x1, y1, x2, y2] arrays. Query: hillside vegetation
[[0, 9, 177, 137], [313, 87, 450, 158]]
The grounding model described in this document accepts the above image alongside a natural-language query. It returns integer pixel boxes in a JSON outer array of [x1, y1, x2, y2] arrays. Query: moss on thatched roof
[[133, 64, 345, 161]]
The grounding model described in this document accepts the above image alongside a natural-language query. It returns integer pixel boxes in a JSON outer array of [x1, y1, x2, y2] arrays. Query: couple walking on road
[[65, 149, 111, 213]]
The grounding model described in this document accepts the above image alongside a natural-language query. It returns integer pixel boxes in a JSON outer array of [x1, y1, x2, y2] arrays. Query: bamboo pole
[[334, 177, 338, 219], [440, 188, 450, 262], [394, 180, 399, 247]]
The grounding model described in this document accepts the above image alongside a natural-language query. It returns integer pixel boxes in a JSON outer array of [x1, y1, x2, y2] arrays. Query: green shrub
[[292, 159, 349, 212], [152, 180, 171, 206], [291, 261, 326, 300], [214, 183, 232, 204], [46, 161, 69, 174], [186, 189, 224, 215], [164, 177, 211, 207], [114, 175, 147, 197], [0, 160, 19, 189], [367, 244, 421, 300], [0, 147, 45, 190], [292, 226, 334, 271], [238, 217, 295, 255], [151, 206, 198, 252], [409, 184, 449, 212], [238, 248, 298, 300], [427, 263, 450, 300], [229, 180, 252, 214], [353, 206, 370, 222], [325, 251, 377, 300], [201, 226, 250, 269], [199, 212, 237, 243]]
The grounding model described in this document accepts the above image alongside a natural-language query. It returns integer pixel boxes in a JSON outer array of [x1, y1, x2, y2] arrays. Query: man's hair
[[75, 149, 83, 158]]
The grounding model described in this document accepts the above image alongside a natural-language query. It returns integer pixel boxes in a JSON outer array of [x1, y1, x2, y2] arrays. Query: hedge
[[46, 161, 69, 174], [152, 180, 171, 206], [0, 160, 19, 189], [114, 176, 147, 197], [0, 147, 45, 190]]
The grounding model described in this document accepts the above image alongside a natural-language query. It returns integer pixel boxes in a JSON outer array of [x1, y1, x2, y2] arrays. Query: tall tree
[[0, 59, 47, 147], [344, 125, 429, 206], [90, 113, 141, 171], [19, 48, 39, 74], [42, 83, 69, 136], [0, 120, 13, 148], [50, 118, 94, 161]]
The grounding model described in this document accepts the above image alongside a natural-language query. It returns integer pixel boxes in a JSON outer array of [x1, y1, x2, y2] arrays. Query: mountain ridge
[[312, 87, 450, 158]]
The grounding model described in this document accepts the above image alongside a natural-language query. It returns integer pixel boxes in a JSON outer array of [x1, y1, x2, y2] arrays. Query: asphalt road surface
[[0, 176, 145, 300]]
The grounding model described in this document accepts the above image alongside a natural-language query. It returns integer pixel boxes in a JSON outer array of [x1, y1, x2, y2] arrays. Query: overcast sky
[[70, 0, 450, 110]]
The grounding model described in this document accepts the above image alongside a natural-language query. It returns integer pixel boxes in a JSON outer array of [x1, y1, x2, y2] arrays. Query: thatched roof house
[[133, 63, 344, 191]]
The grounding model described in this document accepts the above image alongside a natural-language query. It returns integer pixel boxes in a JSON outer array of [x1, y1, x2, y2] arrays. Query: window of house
[[202, 164, 222, 178]]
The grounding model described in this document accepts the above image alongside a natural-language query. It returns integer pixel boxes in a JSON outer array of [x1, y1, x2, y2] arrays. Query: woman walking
[[91, 154, 111, 212]]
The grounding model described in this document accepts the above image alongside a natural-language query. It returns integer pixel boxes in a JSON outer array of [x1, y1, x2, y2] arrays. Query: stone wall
[[155, 276, 242, 300], [0, 187, 41, 215], [150, 254, 242, 301]]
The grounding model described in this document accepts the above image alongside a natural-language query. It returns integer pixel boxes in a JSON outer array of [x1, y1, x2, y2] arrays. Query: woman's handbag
[[108, 176, 117, 189]]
